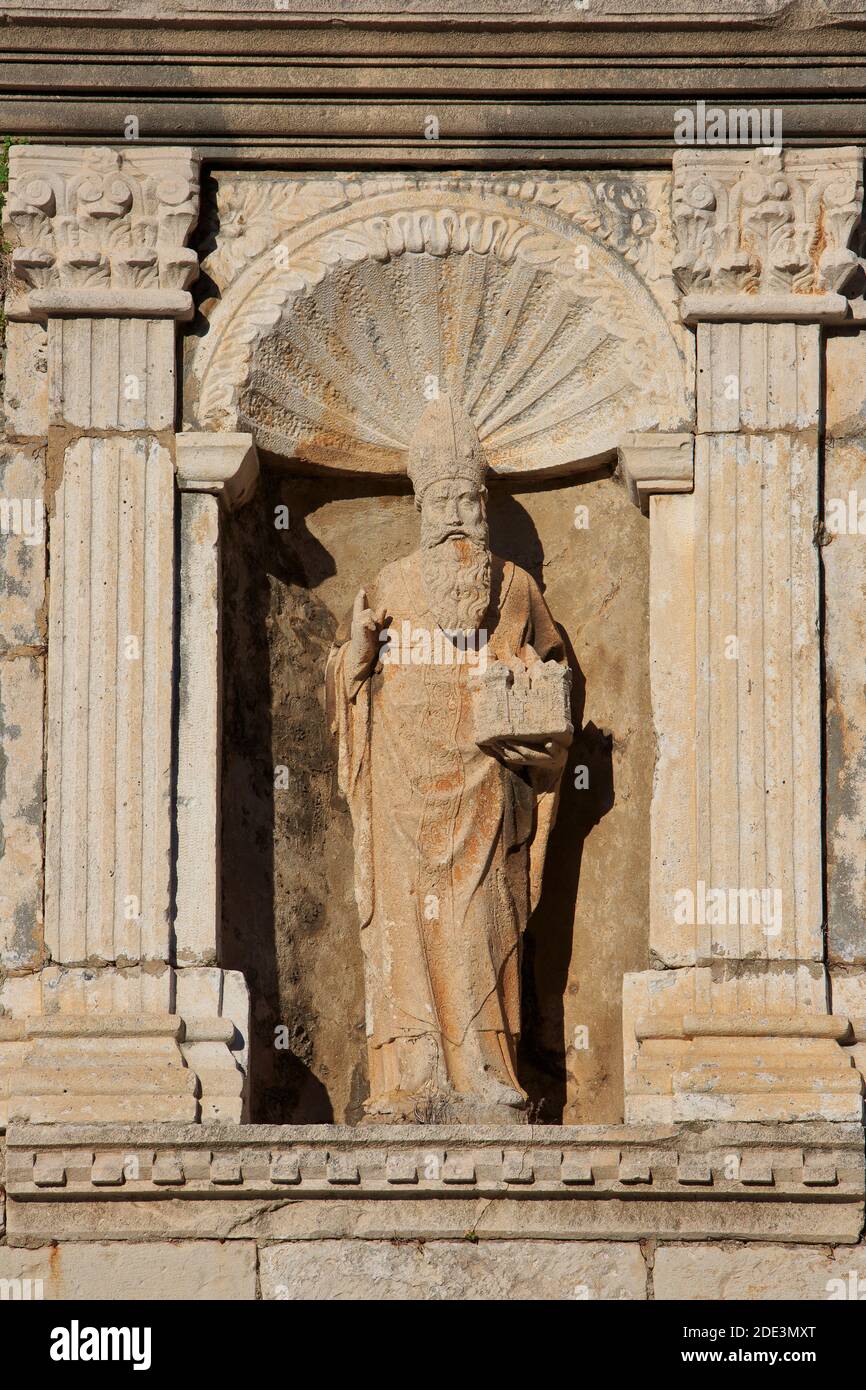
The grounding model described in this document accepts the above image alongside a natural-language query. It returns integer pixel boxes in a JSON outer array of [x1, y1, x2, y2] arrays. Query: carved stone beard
[[419, 535, 492, 634]]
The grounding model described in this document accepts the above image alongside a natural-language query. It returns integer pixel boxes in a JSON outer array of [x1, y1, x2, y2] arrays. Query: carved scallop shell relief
[[187, 174, 693, 476]]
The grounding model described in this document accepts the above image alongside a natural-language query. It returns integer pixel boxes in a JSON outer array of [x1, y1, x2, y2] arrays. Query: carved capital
[[672, 146, 865, 323], [618, 431, 694, 514], [175, 432, 259, 511], [3, 144, 201, 321]]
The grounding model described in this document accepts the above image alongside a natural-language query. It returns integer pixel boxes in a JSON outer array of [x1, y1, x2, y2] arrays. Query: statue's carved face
[[419, 479, 488, 550], [417, 479, 491, 632]]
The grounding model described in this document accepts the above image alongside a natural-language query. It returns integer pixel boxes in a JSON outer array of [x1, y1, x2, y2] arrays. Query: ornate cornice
[[3, 144, 201, 321], [672, 146, 865, 324], [7, 1121, 862, 1201], [4, 1121, 863, 1244]]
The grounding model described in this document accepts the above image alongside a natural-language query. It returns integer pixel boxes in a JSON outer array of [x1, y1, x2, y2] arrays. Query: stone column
[[172, 435, 258, 1121], [823, 333, 866, 1074], [0, 145, 244, 1123], [625, 147, 866, 1123], [174, 432, 258, 968]]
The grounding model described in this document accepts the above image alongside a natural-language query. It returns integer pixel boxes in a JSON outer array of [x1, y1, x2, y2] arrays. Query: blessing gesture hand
[[347, 587, 386, 683]]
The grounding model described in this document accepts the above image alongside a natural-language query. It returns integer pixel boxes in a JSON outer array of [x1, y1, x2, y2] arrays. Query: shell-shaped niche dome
[[237, 212, 689, 477]]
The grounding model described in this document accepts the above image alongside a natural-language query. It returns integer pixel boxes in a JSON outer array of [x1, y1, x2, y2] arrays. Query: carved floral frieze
[[197, 172, 662, 291]]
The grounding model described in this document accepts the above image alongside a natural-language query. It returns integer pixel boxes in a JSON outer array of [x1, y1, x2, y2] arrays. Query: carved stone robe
[[326, 550, 566, 1101]]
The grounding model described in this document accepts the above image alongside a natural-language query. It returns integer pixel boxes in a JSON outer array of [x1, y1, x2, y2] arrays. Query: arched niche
[[186, 176, 693, 1123]]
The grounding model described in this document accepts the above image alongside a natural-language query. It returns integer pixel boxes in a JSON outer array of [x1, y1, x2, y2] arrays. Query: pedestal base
[[3, 1013, 246, 1127], [361, 1086, 528, 1127], [626, 1013, 864, 1123]]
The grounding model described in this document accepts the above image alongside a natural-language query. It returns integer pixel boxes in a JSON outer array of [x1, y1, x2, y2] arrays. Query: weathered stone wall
[[259, 1239, 866, 1301], [825, 332, 866, 969], [2, 1233, 866, 1301], [220, 466, 651, 1125]]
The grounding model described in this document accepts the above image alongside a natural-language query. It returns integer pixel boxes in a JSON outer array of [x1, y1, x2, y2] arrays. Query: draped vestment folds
[[326, 551, 566, 1103]]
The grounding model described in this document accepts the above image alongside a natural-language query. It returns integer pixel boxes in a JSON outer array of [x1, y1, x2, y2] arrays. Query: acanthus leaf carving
[[672, 146, 865, 304], [197, 176, 351, 289], [199, 172, 662, 294], [3, 144, 201, 307], [530, 175, 659, 272]]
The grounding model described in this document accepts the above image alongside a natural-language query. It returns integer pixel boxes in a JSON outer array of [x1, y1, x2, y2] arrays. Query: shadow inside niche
[[219, 465, 340, 1123], [220, 466, 411, 1124], [519, 712, 615, 1123], [220, 467, 618, 1125], [487, 483, 616, 1124]]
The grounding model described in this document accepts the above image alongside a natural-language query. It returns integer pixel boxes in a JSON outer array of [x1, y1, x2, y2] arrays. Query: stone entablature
[[5, 1122, 863, 1246], [9, 1122, 861, 1199]]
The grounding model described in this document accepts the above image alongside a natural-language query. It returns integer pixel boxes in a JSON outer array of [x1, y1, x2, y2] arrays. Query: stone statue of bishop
[[326, 394, 571, 1123]]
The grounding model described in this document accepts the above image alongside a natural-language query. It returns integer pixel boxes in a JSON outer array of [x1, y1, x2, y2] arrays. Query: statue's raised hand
[[347, 587, 386, 684]]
